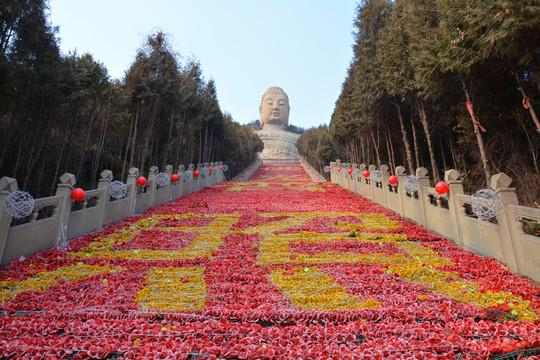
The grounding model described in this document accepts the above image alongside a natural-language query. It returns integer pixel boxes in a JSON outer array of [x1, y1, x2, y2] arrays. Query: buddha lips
[[0, 164, 539, 359]]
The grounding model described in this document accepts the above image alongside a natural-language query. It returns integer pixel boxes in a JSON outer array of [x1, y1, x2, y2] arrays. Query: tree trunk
[[530, 66, 540, 95], [0, 91, 22, 169], [460, 76, 491, 184], [514, 70, 540, 133], [387, 124, 396, 173], [121, 108, 135, 181], [416, 98, 439, 181], [76, 108, 96, 180], [12, 140, 23, 180], [202, 123, 208, 163], [516, 111, 539, 174], [370, 129, 381, 166], [395, 99, 414, 173], [438, 132, 447, 173], [92, 104, 110, 187], [449, 137, 460, 172], [23, 114, 53, 189], [64, 115, 77, 174], [410, 103, 421, 170], [50, 117, 71, 195], [162, 112, 175, 169], [129, 101, 140, 171], [140, 96, 159, 174], [175, 110, 187, 168]]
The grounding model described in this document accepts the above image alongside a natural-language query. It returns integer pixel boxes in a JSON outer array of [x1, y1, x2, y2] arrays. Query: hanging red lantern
[[363, 170, 370, 178], [348, 169, 353, 175], [330, 166, 334, 170], [388, 175, 398, 185], [71, 188, 85, 201], [337, 168, 342, 173], [219, 166, 223, 170], [208, 167, 213, 172], [435, 181, 449, 194], [193, 171, 200, 177], [241, 175, 244, 178], [137, 176, 146, 186], [171, 174, 179, 182]]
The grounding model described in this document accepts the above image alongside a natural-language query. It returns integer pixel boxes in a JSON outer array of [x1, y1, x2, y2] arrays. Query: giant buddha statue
[[255, 86, 300, 161]]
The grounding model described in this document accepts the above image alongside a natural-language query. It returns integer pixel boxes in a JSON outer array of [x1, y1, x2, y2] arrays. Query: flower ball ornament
[[363, 170, 371, 178], [324, 166, 331, 173], [222, 164, 229, 172], [4, 190, 34, 219], [171, 174, 179, 182], [155, 172, 169, 187], [472, 188, 500, 220], [137, 176, 146, 186], [193, 170, 200, 177], [108, 180, 127, 199], [183, 171, 193, 182], [370, 170, 383, 183], [435, 181, 449, 195], [201, 167, 210, 177], [388, 175, 398, 185], [71, 188, 85, 201], [403, 175, 419, 194]]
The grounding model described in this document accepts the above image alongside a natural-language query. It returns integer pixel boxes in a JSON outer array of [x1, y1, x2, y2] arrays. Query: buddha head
[[259, 86, 290, 129]]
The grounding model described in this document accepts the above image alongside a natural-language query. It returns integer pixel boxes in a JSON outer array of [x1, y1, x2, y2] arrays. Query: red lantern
[[219, 166, 223, 170], [241, 175, 244, 178], [347, 169, 353, 175], [208, 167, 213, 172], [389, 175, 398, 185], [171, 174, 179, 182], [435, 181, 449, 194], [337, 168, 342, 173], [363, 170, 370, 178], [71, 188, 85, 201], [330, 166, 334, 170], [193, 171, 200, 177], [137, 176, 146, 186]]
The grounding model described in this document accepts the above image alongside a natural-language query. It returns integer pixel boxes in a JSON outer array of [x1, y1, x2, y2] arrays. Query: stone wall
[[0, 162, 226, 266], [323, 160, 540, 283]]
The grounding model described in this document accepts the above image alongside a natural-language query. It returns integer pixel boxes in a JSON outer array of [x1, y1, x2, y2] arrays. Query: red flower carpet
[[1, 165, 539, 359]]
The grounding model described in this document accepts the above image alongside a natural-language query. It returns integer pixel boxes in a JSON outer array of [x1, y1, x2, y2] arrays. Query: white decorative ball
[[403, 175, 419, 194], [472, 189, 500, 220], [183, 171, 193, 182], [156, 172, 169, 187], [4, 190, 34, 219], [370, 170, 383, 183], [109, 181, 127, 199]]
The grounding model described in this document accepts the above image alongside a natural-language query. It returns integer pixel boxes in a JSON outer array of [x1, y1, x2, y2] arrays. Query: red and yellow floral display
[[0, 165, 539, 359]]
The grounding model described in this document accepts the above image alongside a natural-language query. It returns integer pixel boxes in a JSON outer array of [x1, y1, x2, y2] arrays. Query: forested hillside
[[0, 0, 262, 197], [299, 0, 540, 205]]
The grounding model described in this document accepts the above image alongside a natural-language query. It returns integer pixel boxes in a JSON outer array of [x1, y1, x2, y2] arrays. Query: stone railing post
[[335, 159, 342, 185], [194, 163, 203, 192], [491, 173, 521, 274], [445, 169, 465, 246], [126, 167, 139, 218], [351, 163, 359, 194], [358, 164, 367, 196], [176, 165, 185, 198], [54, 173, 76, 247], [380, 164, 390, 208], [148, 166, 158, 207], [0, 177, 18, 263], [97, 170, 113, 228], [368, 164, 377, 201], [330, 161, 336, 183], [416, 167, 430, 227], [165, 164, 174, 201], [186, 164, 195, 195], [395, 165, 407, 216]]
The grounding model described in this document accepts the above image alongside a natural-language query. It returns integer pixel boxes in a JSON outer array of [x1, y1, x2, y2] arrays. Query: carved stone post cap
[[128, 168, 140, 177], [203, 162, 209, 167], [381, 164, 390, 173], [416, 167, 429, 177], [368, 164, 377, 171], [444, 169, 461, 183], [196, 163, 202, 168], [491, 173, 513, 191], [188, 164, 194, 170], [395, 166, 406, 176], [352, 163, 358, 169], [335, 159, 341, 164], [0, 177, 18, 193], [149, 166, 159, 175], [178, 164, 185, 172], [100, 170, 113, 181], [359, 163, 366, 170], [59, 173, 76, 186], [165, 165, 173, 173]]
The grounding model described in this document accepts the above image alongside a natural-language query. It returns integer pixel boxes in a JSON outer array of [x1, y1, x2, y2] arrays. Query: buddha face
[[259, 88, 290, 128]]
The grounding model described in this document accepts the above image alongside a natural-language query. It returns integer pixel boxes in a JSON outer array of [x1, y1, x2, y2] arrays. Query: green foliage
[[0, 7, 263, 196]]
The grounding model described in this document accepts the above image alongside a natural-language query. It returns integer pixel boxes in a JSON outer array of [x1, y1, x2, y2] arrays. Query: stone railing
[[232, 159, 263, 182], [299, 157, 324, 182], [0, 162, 226, 266], [328, 160, 540, 283]]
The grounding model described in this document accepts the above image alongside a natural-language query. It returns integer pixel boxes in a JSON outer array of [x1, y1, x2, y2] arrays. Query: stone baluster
[[0, 177, 18, 263], [445, 169, 465, 246], [395, 165, 407, 215], [54, 173, 76, 247], [148, 166, 158, 207], [97, 170, 113, 228], [126, 167, 139, 217], [380, 164, 390, 207]]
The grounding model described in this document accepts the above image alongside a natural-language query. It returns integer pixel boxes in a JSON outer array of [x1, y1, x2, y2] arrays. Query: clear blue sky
[[48, 0, 358, 129]]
